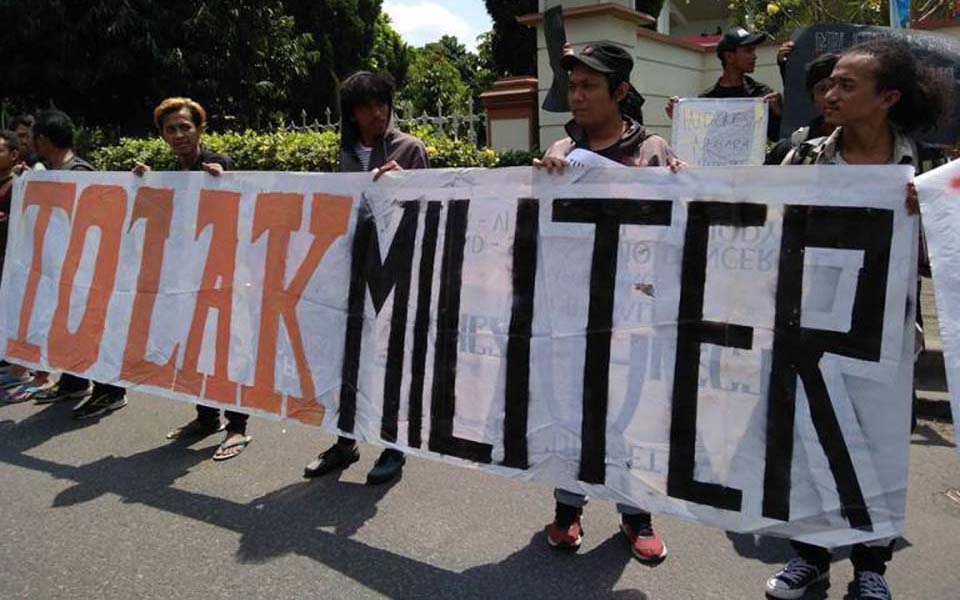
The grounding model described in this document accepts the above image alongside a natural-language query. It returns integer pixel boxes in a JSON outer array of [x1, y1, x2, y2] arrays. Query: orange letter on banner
[[48, 185, 126, 372], [120, 187, 177, 387], [173, 190, 241, 402], [241, 193, 351, 420], [6, 181, 77, 363]]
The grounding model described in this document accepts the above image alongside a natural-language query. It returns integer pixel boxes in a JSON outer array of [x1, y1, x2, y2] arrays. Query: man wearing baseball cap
[[535, 43, 676, 171], [534, 42, 680, 564], [666, 27, 782, 141]]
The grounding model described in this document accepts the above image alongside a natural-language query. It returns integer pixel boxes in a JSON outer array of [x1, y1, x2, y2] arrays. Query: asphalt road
[[0, 389, 957, 600]]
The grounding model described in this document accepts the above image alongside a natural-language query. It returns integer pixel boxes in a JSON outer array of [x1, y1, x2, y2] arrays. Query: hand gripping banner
[[0, 165, 917, 547]]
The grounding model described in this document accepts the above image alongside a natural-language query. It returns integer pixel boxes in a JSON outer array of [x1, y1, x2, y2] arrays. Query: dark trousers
[[792, 540, 894, 575], [59, 373, 124, 397], [196, 405, 248, 434]]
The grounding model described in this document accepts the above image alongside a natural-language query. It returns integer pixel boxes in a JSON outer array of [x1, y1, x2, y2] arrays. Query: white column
[[657, 0, 671, 35]]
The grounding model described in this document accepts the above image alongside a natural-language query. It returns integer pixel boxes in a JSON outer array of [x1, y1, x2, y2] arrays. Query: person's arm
[[649, 139, 686, 172], [532, 139, 571, 174], [374, 140, 430, 180], [777, 41, 794, 86], [409, 144, 430, 170], [201, 154, 232, 176], [759, 84, 783, 142]]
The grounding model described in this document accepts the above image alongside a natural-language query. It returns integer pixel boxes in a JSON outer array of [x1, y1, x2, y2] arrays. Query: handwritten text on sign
[[0, 166, 916, 547], [672, 98, 769, 166]]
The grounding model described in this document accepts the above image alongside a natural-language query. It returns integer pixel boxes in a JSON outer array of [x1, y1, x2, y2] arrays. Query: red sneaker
[[620, 520, 667, 562], [546, 509, 583, 549]]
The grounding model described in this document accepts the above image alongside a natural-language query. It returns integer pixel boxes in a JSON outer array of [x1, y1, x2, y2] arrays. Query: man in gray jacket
[[304, 71, 428, 485]]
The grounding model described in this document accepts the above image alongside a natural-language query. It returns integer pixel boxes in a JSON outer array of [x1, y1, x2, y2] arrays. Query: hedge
[[90, 128, 541, 172]]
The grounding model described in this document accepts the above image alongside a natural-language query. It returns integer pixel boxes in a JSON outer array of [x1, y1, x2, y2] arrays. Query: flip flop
[[166, 420, 226, 440], [4, 380, 56, 404], [0, 373, 33, 389], [212, 435, 252, 461]]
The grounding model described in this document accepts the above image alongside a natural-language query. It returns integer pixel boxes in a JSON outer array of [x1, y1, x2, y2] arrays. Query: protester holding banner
[[18, 110, 129, 417], [302, 71, 429, 484], [132, 98, 233, 177], [765, 52, 838, 165], [767, 39, 948, 600], [535, 43, 678, 563], [10, 115, 44, 171], [132, 97, 252, 461], [0, 130, 37, 396], [0, 131, 20, 285], [665, 27, 782, 142]]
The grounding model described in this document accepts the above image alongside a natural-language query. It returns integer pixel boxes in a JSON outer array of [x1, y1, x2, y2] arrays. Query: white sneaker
[[766, 557, 829, 599]]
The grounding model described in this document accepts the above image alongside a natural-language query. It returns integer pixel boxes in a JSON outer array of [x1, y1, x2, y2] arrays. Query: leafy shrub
[[495, 148, 541, 167], [91, 128, 527, 171]]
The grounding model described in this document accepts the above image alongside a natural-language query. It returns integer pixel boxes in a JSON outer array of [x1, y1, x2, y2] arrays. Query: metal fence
[[282, 100, 487, 147]]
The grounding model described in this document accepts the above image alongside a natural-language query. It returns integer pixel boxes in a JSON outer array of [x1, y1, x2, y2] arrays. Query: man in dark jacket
[[666, 28, 783, 142], [535, 43, 680, 565], [766, 39, 946, 600], [303, 71, 429, 485], [25, 110, 128, 419], [134, 97, 251, 461], [765, 52, 838, 165]]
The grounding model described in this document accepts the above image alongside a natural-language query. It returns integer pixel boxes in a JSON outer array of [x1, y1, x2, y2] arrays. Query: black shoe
[[303, 442, 359, 478], [366, 448, 405, 485], [73, 390, 127, 420]]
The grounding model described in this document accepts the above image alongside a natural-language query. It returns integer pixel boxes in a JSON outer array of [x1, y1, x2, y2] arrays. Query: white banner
[[0, 165, 917, 546], [918, 159, 960, 455], [671, 98, 769, 166]]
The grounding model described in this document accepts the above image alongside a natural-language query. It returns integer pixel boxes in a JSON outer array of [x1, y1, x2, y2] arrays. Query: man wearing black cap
[[534, 42, 679, 564], [536, 43, 675, 170], [666, 27, 782, 141]]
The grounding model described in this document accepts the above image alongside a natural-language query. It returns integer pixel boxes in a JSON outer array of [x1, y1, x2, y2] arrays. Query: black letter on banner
[[763, 206, 893, 529], [502, 198, 539, 469], [552, 199, 673, 484], [667, 202, 767, 512], [339, 201, 419, 439], [408, 201, 442, 448], [429, 200, 493, 462]]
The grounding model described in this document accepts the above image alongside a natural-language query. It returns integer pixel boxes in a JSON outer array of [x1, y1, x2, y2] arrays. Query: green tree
[[474, 31, 498, 101], [484, 0, 537, 77], [364, 13, 412, 88], [399, 47, 471, 115], [282, 0, 383, 119], [726, 1, 951, 35], [0, 0, 318, 133], [422, 35, 494, 110]]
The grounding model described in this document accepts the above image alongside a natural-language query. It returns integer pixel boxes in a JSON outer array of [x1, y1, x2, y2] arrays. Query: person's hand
[[132, 161, 151, 176], [372, 160, 402, 181], [764, 92, 783, 116], [667, 158, 688, 173], [532, 156, 567, 174], [0, 211, 8, 223], [665, 96, 680, 120], [905, 182, 919, 216], [12, 163, 29, 176], [201, 162, 224, 176], [777, 41, 795, 66]]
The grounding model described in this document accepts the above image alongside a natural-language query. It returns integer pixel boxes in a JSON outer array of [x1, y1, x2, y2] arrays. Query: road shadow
[[915, 350, 947, 394], [0, 406, 649, 599], [911, 421, 955, 448]]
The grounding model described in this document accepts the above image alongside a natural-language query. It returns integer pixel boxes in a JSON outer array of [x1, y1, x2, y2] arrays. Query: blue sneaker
[[766, 557, 829, 599]]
